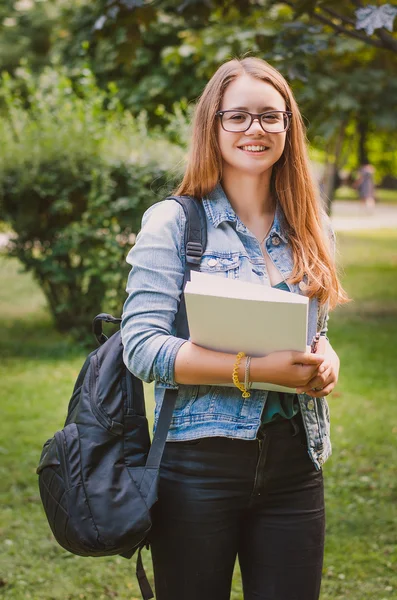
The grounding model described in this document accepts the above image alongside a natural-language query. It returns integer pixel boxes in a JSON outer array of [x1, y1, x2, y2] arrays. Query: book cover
[[184, 272, 308, 393]]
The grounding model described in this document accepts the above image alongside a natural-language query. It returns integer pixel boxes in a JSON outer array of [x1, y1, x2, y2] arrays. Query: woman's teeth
[[239, 145, 268, 152]]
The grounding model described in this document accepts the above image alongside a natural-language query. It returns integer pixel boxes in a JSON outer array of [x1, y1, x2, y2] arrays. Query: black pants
[[151, 414, 325, 600]]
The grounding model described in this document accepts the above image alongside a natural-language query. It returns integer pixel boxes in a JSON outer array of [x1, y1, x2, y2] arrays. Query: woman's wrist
[[249, 356, 270, 385]]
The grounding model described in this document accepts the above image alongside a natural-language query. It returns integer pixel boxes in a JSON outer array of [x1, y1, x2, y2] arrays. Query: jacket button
[[271, 235, 280, 246], [299, 281, 307, 291], [307, 399, 315, 410], [207, 258, 218, 267]]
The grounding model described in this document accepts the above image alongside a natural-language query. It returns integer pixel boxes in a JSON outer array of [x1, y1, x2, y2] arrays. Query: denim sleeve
[[121, 200, 188, 386]]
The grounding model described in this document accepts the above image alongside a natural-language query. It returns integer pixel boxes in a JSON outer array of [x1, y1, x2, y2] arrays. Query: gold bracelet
[[232, 352, 251, 398]]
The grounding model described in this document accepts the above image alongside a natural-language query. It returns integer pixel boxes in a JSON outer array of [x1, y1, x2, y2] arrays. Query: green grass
[[1, 231, 397, 600], [335, 186, 397, 204]]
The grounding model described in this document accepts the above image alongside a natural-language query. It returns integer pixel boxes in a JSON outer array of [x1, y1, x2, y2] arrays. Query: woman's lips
[[238, 145, 270, 155]]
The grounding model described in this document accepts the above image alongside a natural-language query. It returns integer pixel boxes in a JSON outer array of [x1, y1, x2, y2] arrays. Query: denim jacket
[[121, 184, 334, 470]]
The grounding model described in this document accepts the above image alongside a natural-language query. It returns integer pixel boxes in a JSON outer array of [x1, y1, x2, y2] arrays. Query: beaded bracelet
[[232, 352, 251, 398], [244, 356, 252, 394]]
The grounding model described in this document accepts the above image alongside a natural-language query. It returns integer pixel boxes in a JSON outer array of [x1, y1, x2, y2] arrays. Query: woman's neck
[[220, 168, 275, 226]]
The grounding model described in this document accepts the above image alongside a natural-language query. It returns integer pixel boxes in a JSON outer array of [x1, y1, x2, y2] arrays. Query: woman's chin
[[224, 161, 275, 178]]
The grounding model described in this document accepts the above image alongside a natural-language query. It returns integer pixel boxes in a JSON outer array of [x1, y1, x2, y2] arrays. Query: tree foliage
[[0, 0, 396, 198], [0, 68, 183, 339], [279, 0, 397, 53]]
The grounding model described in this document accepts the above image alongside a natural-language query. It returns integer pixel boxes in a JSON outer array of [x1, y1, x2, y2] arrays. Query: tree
[[0, 0, 57, 75], [276, 0, 397, 53], [1, 0, 395, 206], [288, 23, 397, 202], [0, 68, 183, 339]]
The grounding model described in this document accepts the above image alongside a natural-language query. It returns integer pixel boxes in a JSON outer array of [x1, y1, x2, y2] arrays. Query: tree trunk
[[357, 116, 369, 166], [322, 121, 346, 215]]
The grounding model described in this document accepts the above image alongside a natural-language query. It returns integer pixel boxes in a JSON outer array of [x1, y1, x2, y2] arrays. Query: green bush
[[0, 67, 184, 340]]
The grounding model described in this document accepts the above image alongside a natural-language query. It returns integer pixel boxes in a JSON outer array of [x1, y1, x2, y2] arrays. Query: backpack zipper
[[89, 355, 123, 435]]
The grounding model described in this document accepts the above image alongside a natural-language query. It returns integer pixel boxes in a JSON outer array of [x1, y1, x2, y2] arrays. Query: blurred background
[[0, 1, 396, 599]]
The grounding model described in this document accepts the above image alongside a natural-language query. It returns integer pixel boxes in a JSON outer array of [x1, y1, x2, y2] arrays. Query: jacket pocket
[[187, 384, 245, 418], [199, 253, 240, 279], [155, 385, 199, 422], [173, 384, 199, 414]]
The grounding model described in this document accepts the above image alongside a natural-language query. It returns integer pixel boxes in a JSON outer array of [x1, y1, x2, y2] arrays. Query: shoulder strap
[[143, 195, 207, 473], [166, 195, 207, 266], [167, 195, 207, 341]]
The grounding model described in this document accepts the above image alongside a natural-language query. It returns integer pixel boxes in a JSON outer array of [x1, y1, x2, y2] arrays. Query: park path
[[0, 201, 396, 249], [330, 201, 397, 231]]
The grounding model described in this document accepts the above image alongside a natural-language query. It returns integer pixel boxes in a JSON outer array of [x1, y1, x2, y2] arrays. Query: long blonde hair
[[175, 57, 348, 309]]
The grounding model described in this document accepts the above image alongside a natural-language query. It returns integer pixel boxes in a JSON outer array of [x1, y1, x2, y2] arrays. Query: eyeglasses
[[216, 110, 292, 133]]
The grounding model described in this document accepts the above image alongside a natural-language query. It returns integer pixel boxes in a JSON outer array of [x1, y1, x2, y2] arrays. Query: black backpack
[[36, 196, 207, 600]]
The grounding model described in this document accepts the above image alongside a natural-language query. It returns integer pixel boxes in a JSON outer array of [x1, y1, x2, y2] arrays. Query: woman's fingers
[[295, 341, 340, 397], [304, 382, 335, 398], [318, 361, 331, 374], [292, 351, 325, 366], [297, 367, 336, 396], [296, 365, 333, 393]]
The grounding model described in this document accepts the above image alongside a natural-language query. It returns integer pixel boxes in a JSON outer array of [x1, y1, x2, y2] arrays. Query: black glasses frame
[[216, 110, 293, 133]]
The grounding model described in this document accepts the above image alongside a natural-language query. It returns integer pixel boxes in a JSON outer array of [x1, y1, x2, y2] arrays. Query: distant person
[[122, 57, 349, 600], [356, 163, 375, 208]]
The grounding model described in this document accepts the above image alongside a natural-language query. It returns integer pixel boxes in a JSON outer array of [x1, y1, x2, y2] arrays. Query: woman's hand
[[252, 350, 325, 390], [296, 337, 340, 397]]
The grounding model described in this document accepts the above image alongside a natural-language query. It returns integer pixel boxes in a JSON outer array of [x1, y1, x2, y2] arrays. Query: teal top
[[260, 280, 300, 424]]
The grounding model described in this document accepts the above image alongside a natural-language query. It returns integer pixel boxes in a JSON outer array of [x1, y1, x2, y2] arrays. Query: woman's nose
[[246, 118, 265, 134]]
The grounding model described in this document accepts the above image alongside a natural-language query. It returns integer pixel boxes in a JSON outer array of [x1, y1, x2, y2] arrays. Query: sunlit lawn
[[1, 229, 396, 599]]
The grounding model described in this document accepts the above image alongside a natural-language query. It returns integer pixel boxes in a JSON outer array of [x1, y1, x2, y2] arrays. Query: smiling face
[[217, 74, 287, 180]]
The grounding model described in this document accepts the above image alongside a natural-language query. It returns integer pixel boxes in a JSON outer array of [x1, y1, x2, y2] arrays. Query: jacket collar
[[202, 183, 289, 243]]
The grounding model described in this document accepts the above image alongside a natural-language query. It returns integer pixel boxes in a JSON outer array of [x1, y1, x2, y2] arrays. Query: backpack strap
[[136, 545, 154, 600], [166, 195, 207, 266], [131, 197, 207, 599], [144, 195, 207, 471], [166, 195, 207, 341]]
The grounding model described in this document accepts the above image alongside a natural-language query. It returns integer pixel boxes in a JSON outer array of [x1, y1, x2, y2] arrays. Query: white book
[[184, 271, 309, 393]]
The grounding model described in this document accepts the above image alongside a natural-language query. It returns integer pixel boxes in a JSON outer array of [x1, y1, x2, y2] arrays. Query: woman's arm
[[121, 200, 188, 385], [174, 342, 325, 391]]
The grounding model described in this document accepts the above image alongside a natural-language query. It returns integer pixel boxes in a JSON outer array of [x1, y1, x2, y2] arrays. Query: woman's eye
[[262, 113, 280, 122], [229, 114, 245, 121]]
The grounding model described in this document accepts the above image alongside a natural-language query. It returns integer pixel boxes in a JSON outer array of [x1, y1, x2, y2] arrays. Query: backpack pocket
[[37, 423, 102, 555], [54, 424, 80, 491]]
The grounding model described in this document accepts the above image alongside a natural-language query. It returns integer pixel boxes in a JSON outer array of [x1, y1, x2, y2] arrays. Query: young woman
[[121, 57, 348, 600]]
